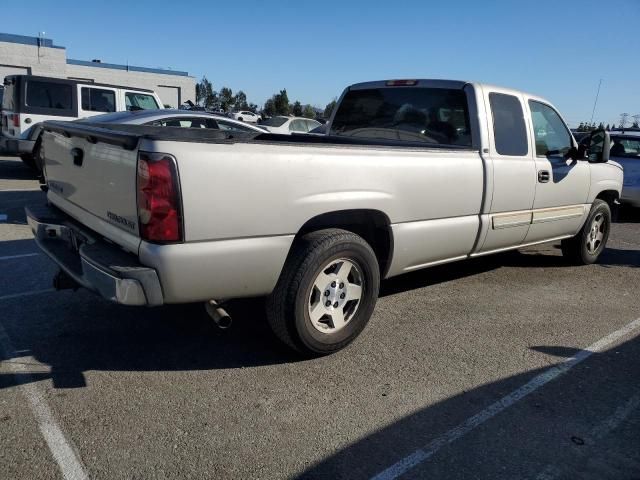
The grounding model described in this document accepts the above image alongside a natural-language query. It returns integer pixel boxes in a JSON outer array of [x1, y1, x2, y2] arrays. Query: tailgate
[[42, 122, 141, 252]]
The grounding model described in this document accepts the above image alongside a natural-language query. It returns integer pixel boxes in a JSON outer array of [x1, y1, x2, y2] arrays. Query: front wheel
[[266, 229, 380, 356], [561, 199, 611, 265]]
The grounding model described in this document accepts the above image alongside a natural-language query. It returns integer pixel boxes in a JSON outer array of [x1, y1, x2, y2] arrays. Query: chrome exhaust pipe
[[205, 300, 233, 329]]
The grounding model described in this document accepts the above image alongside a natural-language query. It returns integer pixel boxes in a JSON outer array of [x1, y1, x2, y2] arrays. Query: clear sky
[[4, 0, 639, 126]]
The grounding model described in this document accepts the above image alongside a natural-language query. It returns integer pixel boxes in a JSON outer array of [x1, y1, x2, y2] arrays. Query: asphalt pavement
[[1, 155, 639, 479]]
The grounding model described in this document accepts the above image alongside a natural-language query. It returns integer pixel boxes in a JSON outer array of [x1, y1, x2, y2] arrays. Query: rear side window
[[331, 87, 471, 146], [26, 80, 73, 111], [125, 92, 159, 110], [3, 81, 18, 111], [489, 93, 528, 156], [81, 87, 116, 112]]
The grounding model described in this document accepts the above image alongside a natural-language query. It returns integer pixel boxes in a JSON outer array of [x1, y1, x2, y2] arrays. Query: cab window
[[331, 87, 471, 146], [529, 101, 572, 156]]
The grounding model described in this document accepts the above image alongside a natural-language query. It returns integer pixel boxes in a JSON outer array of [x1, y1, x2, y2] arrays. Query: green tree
[[324, 99, 337, 119], [598, 122, 604, 130], [577, 122, 585, 132], [248, 103, 258, 113], [302, 104, 316, 119], [219, 87, 234, 112], [234, 91, 249, 110], [292, 101, 303, 117], [274, 89, 290, 115], [195, 76, 216, 108], [632, 121, 639, 128], [606, 124, 610, 131], [263, 98, 276, 117]]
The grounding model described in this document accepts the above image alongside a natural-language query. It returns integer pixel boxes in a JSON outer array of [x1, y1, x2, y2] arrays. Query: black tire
[[561, 199, 611, 265], [238, 117, 243, 122], [266, 229, 380, 356]]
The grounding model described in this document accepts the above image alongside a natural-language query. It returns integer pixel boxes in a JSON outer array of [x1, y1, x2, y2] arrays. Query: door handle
[[538, 170, 550, 183]]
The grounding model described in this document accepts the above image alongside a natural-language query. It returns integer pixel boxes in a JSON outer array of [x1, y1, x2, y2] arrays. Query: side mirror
[[587, 129, 610, 163]]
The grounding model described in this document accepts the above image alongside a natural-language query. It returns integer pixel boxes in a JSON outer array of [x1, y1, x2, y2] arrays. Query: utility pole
[[590, 79, 602, 124]]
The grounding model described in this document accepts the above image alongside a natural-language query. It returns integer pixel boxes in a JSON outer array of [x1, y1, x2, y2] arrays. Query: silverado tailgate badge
[[107, 211, 136, 231]]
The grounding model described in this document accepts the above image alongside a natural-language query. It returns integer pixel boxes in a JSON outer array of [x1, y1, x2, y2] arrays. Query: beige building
[[0, 32, 195, 108]]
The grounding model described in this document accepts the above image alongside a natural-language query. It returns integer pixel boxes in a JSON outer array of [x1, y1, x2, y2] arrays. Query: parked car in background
[[579, 130, 640, 208], [29, 78, 621, 356], [77, 109, 267, 133], [608, 131, 639, 208], [1, 75, 163, 170], [260, 116, 321, 134], [229, 110, 260, 123]]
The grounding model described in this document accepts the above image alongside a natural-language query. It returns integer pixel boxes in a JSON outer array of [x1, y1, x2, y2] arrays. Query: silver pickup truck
[[27, 79, 623, 356]]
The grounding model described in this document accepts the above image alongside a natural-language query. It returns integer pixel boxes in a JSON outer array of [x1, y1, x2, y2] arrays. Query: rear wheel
[[561, 199, 611, 265], [266, 229, 380, 356]]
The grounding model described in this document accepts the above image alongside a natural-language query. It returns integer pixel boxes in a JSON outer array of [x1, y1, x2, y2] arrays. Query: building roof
[[0, 32, 189, 77]]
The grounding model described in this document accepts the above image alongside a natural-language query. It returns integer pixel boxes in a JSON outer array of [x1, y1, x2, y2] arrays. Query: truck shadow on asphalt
[[0, 190, 46, 225], [0, 235, 638, 391], [295, 333, 640, 479], [0, 158, 38, 181]]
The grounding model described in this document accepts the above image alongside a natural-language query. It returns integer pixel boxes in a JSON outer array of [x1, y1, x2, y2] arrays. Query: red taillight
[[12, 114, 19, 127], [385, 79, 418, 87], [137, 152, 183, 243]]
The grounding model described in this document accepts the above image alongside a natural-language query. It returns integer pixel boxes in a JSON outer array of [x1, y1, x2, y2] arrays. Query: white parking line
[[0, 252, 39, 261], [0, 323, 88, 480], [536, 393, 640, 480], [370, 317, 640, 480], [0, 289, 55, 302]]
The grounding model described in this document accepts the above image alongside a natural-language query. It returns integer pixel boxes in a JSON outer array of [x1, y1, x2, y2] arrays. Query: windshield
[[261, 116, 288, 127], [331, 87, 471, 146], [125, 92, 159, 110]]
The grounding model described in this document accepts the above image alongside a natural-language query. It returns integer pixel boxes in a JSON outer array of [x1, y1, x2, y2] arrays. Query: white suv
[[0, 74, 163, 170]]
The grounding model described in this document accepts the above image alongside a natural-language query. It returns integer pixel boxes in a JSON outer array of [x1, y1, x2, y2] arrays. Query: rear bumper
[[0, 136, 34, 155], [26, 204, 163, 306]]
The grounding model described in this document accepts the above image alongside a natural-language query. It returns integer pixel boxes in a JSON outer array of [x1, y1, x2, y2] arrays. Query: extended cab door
[[523, 98, 590, 243], [476, 87, 536, 253]]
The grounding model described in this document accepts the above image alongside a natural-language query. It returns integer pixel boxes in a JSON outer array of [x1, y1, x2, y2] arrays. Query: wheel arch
[[594, 189, 619, 209], [294, 209, 394, 278]]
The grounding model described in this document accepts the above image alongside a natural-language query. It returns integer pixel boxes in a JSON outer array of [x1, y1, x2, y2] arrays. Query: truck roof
[[348, 79, 542, 100], [2, 74, 155, 93]]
